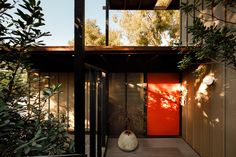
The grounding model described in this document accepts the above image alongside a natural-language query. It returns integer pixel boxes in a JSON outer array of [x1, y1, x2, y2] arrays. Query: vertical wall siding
[[29, 72, 75, 130], [49, 72, 59, 116], [58, 73, 68, 119], [182, 63, 225, 157], [227, 8, 236, 28], [226, 67, 236, 157], [180, 0, 187, 45], [181, 80, 187, 139], [180, 0, 234, 46], [181, 0, 236, 156], [210, 64, 225, 157]]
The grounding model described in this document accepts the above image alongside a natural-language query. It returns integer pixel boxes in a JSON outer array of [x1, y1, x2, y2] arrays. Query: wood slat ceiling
[[109, 0, 179, 10]]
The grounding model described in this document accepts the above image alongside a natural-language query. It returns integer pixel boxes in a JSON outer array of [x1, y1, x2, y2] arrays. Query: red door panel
[[147, 73, 180, 136]]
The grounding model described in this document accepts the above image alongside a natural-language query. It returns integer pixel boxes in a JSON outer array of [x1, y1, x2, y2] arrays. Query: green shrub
[[0, 0, 74, 156]]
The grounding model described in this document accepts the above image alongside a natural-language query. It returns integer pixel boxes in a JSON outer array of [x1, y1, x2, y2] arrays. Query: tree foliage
[[115, 10, 180, 46], [68, 19, 121, 46], [0, 0, 74, 156], [178, 0, 236, 70], [85, 19, 105, 46]]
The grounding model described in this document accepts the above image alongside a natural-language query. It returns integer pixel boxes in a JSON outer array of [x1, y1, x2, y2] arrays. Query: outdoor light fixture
[[203, 75, 215, 85], [44, 75, 50, 79]]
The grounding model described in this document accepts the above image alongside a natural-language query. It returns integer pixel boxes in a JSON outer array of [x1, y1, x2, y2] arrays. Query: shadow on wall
[[181, 63, 224, 157], [147, 81, 180, 136]]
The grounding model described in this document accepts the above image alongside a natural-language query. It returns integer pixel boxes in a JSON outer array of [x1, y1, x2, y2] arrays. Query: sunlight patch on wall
[[195, 73, 216, 106], [203, 111, 208, 118], [180, 81, 188, 106]]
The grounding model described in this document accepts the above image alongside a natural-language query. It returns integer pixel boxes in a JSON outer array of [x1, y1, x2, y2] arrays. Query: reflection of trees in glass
[[114, 10, 180, 46], [69, 10, 180, 46]]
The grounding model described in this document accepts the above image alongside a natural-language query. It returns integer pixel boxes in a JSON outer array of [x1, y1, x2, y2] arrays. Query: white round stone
[[117, 130, 138, 151]]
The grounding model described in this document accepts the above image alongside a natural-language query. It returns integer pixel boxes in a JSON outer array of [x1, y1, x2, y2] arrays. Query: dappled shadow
[[147, 83, 180, 135]]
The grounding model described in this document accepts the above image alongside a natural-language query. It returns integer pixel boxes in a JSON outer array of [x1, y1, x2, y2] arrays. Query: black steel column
[[143, 73, 147, 136], [106, 73, 110, 136], [97, 72, 102, 157], [125, 73, 128, 129], [90, 70, 96, 157], [105, 0, 109, 46], [101, 72, 106, 146], [74, 0, 85, 154]]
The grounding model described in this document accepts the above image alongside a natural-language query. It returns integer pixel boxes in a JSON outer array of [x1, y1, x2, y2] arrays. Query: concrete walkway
[[105, 138, 200, 157]]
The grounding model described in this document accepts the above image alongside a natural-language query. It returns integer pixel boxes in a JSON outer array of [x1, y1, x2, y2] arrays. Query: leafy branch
[[178, 0, 236, 70], [180, 1, 236, 24], [0, 0, 74, 156]]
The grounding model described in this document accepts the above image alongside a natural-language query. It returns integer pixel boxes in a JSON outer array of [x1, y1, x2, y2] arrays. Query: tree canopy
[[115, 10, 180, 46], [69, 10, 180, 46], [68, 19, 121, 46]]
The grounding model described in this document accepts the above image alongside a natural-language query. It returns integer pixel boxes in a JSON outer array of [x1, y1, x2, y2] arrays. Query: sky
[[30, 0, 175, 46], [40, 0, 107, 46]]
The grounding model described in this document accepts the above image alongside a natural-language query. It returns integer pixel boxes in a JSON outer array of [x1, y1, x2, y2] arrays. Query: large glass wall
[[108, 73, 126, 136], [127, 73, 145, 135], [29, 67, 107, 157], [108, 73, 145, 137]]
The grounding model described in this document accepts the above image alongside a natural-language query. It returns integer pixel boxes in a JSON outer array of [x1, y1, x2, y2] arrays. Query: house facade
[[29, 0, 236, 157]]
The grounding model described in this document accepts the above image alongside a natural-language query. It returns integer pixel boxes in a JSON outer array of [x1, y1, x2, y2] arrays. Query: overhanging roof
[[108, 0, 179, 10], [29, 46, 182, 72], [32, 46, 179, 54]]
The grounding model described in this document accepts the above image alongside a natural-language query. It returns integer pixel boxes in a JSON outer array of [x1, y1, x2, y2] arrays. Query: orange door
[[147, 73, 180, 136]]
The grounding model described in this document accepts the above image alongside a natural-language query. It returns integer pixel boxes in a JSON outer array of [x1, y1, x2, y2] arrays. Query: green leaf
[[31, 141, 36, 146], [17, 19, 25, 29], [43, 88, 52, 96], [29, 0, 36, 6], [33, 22, 43, 27], [53, 83, 62, 92], [16, 9, 25, 19], [22, 0, 33, 13], [37, 0, 41, 6], [24, 146, 31, 154], [34, 143, 42, 148]]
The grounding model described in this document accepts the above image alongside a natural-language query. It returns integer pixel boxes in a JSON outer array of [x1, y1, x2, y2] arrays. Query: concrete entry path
[[105, 138, 200, 157]]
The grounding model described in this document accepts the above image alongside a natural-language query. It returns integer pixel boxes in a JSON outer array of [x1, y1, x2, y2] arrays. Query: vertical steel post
[[125, 73, 128, 129], [90, 70, 96, 157], [105, 0, 109, 46], [97, 72, 102, 157], [74, 0, 85, 154], [101, 72, 106, 146]]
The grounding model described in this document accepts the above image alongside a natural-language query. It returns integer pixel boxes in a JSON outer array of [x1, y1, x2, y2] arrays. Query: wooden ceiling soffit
[[166, 0, 179, 9], [109, 0, 179, 10], [109, 0, 157, 10], [31, 46, 179, 55]]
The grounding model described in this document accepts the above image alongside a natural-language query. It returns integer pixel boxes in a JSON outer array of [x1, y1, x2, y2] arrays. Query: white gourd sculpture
[[118, 130, 138, 151]]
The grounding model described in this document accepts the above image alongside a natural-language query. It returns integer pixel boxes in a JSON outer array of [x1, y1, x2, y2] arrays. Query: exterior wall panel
[[226, 67, 236, 157], [182, 64, 225, 157], [181, 0, 236, 156]]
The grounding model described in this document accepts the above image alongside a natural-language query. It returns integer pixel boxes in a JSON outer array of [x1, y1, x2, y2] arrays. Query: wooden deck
[[105, 138, 200, 157]]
